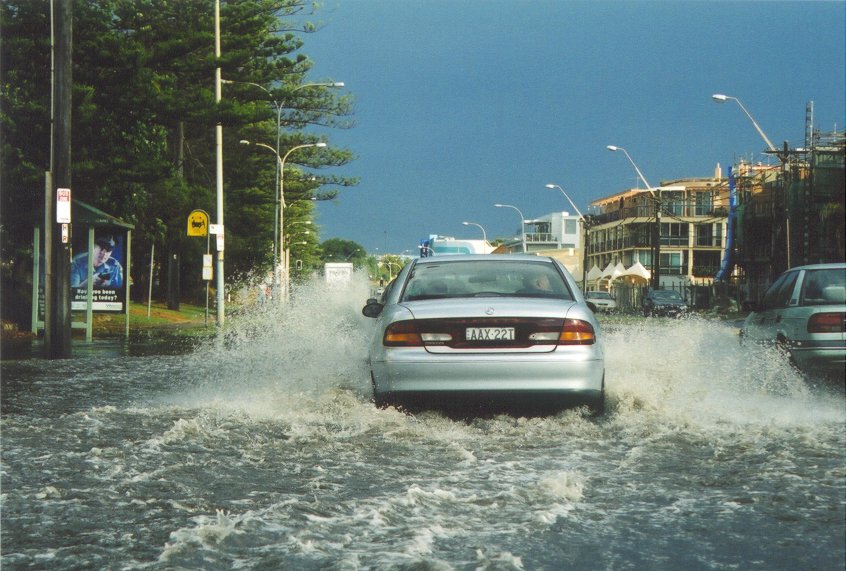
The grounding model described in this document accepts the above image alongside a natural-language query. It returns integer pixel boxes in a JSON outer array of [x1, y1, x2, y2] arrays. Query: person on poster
[[71, 235, 124, 289]]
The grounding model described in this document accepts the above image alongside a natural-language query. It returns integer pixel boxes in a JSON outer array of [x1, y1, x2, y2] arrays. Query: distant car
[[585, 290, 617, 312], [740, 263, 845, 376], [361, 255, 606, 414], [642, 289, 688, 317]]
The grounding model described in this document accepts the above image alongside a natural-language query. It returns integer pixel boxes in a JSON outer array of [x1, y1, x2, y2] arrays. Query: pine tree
[[1, 0, 356, 312]]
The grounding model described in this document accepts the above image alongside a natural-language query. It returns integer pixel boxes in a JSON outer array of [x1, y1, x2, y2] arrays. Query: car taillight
[[808, 312, 846, 333], [529, 320, 595, 345], [384, 321, 424, 346], [383, 318, 596, 347], [557, 319, 596, 345]]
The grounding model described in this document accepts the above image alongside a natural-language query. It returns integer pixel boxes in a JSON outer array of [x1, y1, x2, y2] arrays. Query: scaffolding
[[733, 103, 845, 300]]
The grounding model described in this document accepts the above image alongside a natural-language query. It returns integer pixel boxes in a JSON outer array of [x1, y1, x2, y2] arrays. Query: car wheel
[[776, 336, 800, 371], [371, 373, 388, 409], [586, 392, 605, 417], [586, 374, 606, 417]]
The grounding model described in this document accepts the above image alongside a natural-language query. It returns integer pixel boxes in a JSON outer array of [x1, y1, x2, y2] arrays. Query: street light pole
[[545, 184, 589, 292], [711, 94, 777, 152], [605, 146, 653, 190], [712, 93, 791, 269], [224, 80, 344, 292], [214, 0, 225, 325], [241, 140, 326, 299], [606, 146, 661, 289], [223, 80, 283, 283], [286, 221, 312, 281], [382, 259, 400, 281], [344, 248, 362, 261], [462, 221, 487, 242], [280, 143, 326, 299], [239, 140, 282, 288], [494, 203, 526, 253]]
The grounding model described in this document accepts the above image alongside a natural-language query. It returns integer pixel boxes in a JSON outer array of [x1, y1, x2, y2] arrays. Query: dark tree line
[[1, 0, 356, 322]]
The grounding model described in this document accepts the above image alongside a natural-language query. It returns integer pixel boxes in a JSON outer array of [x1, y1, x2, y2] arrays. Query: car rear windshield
[[800, 268, 846, 306], [401, 260, 574, 301]]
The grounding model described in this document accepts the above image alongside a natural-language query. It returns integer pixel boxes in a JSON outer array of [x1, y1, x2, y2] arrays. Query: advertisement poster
[[71, 231, 126, 311]]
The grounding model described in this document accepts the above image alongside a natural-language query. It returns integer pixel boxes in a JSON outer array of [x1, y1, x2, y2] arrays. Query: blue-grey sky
[[304, 1, 845, 255]]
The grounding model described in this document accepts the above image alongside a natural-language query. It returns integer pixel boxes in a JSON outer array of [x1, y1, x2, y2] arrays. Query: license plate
[[466, 327, 515, 341]]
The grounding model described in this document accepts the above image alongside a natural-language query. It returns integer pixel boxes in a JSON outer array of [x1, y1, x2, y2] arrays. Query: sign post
[[187, 209, 212, 325]]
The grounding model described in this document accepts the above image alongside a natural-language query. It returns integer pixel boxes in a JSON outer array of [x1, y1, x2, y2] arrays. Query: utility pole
[[582, 217, 592, 293], [48, 0, 73, 358], [651, 197, 661, 290], [213, 0, 225, 325], [606, 146, 661, 289]]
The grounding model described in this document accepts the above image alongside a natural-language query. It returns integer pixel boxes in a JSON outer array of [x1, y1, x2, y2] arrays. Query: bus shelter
[[32, 200, 134, 341]]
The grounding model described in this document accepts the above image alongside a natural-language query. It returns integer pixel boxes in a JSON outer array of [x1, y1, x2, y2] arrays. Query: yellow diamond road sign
[[187, 210, 209, 237]]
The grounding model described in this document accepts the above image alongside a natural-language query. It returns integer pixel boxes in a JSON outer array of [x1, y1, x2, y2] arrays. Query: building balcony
[[525, 232, 558, 244]]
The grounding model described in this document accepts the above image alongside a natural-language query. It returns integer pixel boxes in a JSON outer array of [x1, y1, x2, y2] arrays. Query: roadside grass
[[91, 301, 213, 335]]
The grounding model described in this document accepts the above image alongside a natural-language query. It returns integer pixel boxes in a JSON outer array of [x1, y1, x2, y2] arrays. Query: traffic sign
[[187, 210, 209, 237], [56, 188, 71, 223]]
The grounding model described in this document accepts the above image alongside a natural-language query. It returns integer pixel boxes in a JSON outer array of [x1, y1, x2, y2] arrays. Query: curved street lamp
[[544, 184, 586, 221], [711, 93, 777, 152], [545, 183, 589, 292], [344, 248, 362, 261], [606, 145, 661, 289], [462, 221, 487, 242], [605, 146, 654, 193], [494, 203, 526, 253], [240, 140, 326, 297], [381, 259, 401, 281], [226, 80, 343, 287]]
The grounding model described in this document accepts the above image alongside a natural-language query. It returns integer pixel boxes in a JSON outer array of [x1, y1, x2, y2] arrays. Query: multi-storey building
[[735, 130, 845, 299], [495, 212, 586, 279], [586, 166, 730, 288]]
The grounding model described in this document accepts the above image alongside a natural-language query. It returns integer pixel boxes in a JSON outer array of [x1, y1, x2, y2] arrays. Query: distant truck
[[324, 262, 354, 285]]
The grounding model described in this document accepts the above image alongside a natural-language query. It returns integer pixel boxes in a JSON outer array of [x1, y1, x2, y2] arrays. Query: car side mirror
[[741, 300, 760, 312], [586, 301, 597, 313], [362, 298, 384, 318]]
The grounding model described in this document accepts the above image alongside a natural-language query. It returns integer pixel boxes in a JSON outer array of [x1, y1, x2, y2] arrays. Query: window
[[761, 271, 799, 310], [695, 223, 722, 247], [694, 191, 713, 215], [660, 252, 683, 275], [663, 191, 685, 216], [800, 268, 846, 306], [661, 223, 689, 246], [401, 260, 574, 301]]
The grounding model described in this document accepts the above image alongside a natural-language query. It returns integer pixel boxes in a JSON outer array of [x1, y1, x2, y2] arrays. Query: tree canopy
[[1, 0, 357, 307], [320, 238, 366, 265]]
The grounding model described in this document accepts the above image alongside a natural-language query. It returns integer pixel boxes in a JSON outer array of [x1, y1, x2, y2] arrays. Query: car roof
[[413, 254, 555, 266], [786, 263, 845, 271]]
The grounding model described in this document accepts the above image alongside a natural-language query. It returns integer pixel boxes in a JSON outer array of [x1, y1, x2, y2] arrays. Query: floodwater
[[2, 277, 844, 570]]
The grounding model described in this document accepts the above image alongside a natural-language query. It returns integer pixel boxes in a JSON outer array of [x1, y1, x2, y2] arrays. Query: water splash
[[604, 315, 843, 429], [177, 272, 375, 414]]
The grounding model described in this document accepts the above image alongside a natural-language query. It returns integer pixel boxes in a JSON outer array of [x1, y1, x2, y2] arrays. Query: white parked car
[[740, 263, 845, 376], [584, 290, 617, 312]]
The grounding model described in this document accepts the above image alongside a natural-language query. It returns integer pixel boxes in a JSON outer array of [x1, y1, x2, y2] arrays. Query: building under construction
[[734, 109, 845, 300]]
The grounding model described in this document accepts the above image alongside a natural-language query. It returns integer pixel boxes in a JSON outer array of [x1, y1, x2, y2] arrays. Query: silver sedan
[[362, 255, 606, 414], [741, 262, 845, 376]]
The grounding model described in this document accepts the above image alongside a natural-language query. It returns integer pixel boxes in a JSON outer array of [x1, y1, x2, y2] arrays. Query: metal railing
[[524, 233, 557, 243]]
